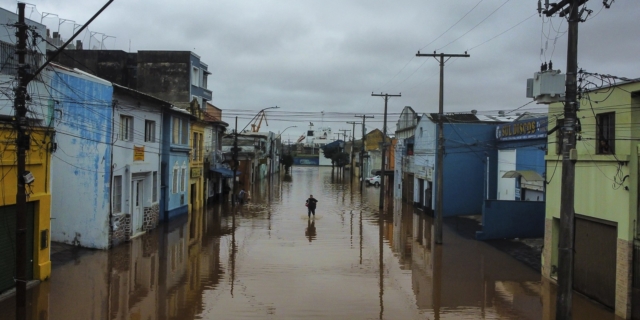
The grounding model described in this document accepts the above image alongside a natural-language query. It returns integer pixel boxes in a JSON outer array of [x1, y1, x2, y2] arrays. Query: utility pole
[[14, 5, 28, 319], [543, 1, 585, 319], [347, 121, 361, 180], [371, 93, 401, 209], [12, 3, 113, 319], [355, 114, 374, 192], [339, 129, 350, 175], [232, 117, 238, 208], [416, 51, 469, 244]]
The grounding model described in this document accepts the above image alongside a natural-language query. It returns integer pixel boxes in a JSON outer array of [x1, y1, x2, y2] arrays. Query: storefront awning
[[211, 168, 241, 178], [502, 170, 544, 181]]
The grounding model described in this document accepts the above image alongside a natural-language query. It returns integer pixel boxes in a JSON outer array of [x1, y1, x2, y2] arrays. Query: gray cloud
[[3, 0, 637, 137]]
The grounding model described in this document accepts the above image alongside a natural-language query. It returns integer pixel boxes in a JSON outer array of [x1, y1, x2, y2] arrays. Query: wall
[[137, 51, 191, 105], [161, 110, 190, 221], [50, 50, 137, 88], [439, 123, 498, 217], [476, 200, 545, 240], [50, 67, 113, 249], [111, 91, 163, 244]]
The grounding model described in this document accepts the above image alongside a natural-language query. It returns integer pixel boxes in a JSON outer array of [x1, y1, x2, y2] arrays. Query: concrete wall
[[137, 51, 191, 104], [50, 67, 113, 249], [476, 200, 545, 240], [438, 123, 498, 217], [50, 50, 137, 88]]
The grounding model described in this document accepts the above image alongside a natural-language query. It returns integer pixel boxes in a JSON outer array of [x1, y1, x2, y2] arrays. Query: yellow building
[[542, 80, 640, 318], [0, 123, 52, 293], [187, 100, 205, 245]]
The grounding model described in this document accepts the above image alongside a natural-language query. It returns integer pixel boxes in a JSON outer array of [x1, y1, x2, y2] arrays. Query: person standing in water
[[306, 195, 318, 218]]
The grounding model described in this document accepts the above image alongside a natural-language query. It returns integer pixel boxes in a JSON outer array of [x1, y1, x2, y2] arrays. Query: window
[[181, 119, 189, 145], [172, 117, 180, 144], [152, 172, 158, 202], [597, 112, 615, 154], [181, 162, 187, 192], [193, 132, 198, 161], [120, 115, 133, 141], [172, 164, 179, 194], [555, 118, 564, 155], [192, 67, 199, 86], [145, 120, 156, 142], [113, 176, 122, 212]]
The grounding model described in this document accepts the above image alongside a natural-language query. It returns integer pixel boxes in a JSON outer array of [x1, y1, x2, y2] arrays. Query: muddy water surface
[[0, 167, 618, 319]]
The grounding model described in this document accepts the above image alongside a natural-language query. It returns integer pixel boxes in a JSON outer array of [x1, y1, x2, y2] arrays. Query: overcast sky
[[2, 0, 638, 139]]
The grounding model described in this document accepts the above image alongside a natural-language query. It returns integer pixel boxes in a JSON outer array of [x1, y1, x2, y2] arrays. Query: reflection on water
[[0, 167, 619, 319]]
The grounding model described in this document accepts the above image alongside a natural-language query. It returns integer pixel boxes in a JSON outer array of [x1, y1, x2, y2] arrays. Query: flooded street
[[1, 167, 618, 319]]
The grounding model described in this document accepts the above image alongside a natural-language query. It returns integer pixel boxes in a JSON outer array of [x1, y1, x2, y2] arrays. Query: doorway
[[131, 179, 144, 235]]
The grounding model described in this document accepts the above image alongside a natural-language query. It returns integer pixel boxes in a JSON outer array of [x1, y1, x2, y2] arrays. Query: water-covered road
[[1, 167, 617, 319]]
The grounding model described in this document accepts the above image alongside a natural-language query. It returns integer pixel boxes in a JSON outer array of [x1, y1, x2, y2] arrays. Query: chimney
[[53, 32, 59, 39], [46, 29, 50, 38], [76, 40, 83, 50]]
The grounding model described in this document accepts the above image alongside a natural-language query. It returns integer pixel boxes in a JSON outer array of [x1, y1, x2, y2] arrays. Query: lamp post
[[277, 125, 297, 163], [232, 106, 279, 207]]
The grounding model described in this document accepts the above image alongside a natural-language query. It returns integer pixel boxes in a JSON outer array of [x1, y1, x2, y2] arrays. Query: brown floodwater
[[0, 167, 619, 319]]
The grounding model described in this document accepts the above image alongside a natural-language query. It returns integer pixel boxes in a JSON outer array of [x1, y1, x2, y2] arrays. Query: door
[[418, 179, 425, 208], [131, 180, 144, 235], [497, 149, 516, 200], [574, 217, 617, 309], [0, 203, 34, 293]]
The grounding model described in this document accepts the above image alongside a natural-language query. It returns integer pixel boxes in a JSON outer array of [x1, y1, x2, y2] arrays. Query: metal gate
[[0, 203, 34, 293], [574, 216, 617, 309]]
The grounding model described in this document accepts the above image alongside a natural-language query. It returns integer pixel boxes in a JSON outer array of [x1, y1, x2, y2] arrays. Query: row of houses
[[0, 8, 281, 295], [386, 78, 640, 318]]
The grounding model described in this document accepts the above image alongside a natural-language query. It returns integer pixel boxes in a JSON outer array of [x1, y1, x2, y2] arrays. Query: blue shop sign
[[496, 118, 548, 141]]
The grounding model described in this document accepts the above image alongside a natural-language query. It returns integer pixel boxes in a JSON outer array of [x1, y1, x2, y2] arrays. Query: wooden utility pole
[[542, 1, 585, 318], [347, 121, 361, 180], [371, 93, 401, 209], [355, 115, 374, 192], [416, 51, 469, 244], [14, 5, 29, 319], [12, 2, 114, 319], [232, 117, 238, 208]]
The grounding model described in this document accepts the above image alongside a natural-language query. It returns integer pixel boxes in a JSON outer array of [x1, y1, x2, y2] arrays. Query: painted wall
[[438, 123, 498, 217], [476, 200, 545, 240], [542, 81, 640, 319], [50, 67, 113, 249], [0, 125, 53, 282], [161, 110, 190, 221], [111, 91, 163, 242], [412, 115, 436, 206]]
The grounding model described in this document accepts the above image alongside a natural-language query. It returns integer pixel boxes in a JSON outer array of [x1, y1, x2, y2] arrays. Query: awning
[[502, 170, 544, 181], [211, 168, 241, 178]]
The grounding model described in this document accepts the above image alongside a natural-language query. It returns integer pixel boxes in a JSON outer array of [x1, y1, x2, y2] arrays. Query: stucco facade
[[542, 81, 640, 318]]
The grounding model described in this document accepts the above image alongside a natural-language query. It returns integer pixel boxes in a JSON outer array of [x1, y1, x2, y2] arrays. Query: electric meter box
[[526, 70, 565, 104]]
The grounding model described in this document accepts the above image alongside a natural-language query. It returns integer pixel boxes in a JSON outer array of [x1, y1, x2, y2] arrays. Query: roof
[[428, 113, 516, 124]]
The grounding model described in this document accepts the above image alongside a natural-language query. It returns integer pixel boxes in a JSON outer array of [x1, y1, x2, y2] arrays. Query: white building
[[50, 65, 166, 249]]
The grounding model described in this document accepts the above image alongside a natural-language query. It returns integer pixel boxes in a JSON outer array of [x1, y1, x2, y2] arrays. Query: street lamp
[[276, 125, 297, 169], [232, 106, 279, 207]]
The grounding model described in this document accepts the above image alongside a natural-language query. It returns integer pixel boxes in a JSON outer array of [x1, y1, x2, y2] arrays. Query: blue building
[[435, 114, 510, 217], [161, 107, 194, 222], [476, 114, 548, 240]]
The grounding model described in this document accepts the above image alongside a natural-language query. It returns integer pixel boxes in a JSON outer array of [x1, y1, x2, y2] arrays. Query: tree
[[280, 154, 294, 173], [332, 152, 350, 168], [321, 144, 340, 168]]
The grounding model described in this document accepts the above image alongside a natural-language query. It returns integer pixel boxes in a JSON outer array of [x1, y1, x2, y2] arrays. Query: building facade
[[542, 81, 640, 318], [50, 66, 166, 249]]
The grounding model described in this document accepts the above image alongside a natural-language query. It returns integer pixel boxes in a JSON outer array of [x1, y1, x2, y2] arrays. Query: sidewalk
[[444, 215, 543, 272]]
